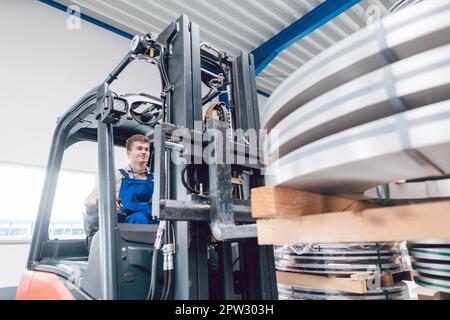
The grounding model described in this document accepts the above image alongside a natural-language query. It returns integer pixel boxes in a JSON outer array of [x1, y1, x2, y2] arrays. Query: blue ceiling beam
[[252, 0, 362, 75]]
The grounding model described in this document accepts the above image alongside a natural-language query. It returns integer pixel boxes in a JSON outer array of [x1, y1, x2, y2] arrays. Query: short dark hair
[[126, 134, 150, 150]]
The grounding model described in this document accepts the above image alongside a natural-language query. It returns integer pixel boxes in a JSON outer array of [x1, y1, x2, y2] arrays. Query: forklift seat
[[118, 223, 159, 244], [83, 204, 159, 249]]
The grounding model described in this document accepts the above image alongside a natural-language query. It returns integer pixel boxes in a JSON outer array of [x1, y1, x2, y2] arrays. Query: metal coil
[[408, 240, 450, 293], [275, 243, 406, 299], [263, 1, 450, 198], [265, 100, 450, 197], [262, 0, 450, 131], [278, 283, 408, 300]]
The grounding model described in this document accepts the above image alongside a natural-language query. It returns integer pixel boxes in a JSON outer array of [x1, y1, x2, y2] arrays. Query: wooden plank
[[251, 186, 369, 219], [350, 272, 372, 281], [276, 271, 367, 294], [350, 270, 412, 283], [418, 291, 450, 300], [380, 270, 413, 287], [257, 200, 450, 244]]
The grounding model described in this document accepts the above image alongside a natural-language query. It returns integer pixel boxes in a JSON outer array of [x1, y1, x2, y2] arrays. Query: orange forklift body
[[16, 270, 75, 300]]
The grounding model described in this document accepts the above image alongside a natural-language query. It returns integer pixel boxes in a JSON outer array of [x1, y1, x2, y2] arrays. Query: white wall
[[0, 0, 269, 173], [0, 0, 161, 173], [0, 242, 30, 288], [0, 1, 162, 289]]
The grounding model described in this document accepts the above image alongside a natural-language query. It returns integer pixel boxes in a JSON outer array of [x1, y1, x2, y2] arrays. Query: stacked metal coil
[[364, 178, 450, 202], [278, 284, 408, 300], [408, 240, 450, 293], [262, 1, 450, 198], [389, 0, 425, 13], [275, 243, 409, 300]]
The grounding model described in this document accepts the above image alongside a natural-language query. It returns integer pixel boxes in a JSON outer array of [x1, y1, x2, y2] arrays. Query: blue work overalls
[[118, 168, 158, 224]]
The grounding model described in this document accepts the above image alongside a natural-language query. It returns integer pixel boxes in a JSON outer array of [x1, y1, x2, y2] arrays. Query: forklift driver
[[84, 134, 157, 229]]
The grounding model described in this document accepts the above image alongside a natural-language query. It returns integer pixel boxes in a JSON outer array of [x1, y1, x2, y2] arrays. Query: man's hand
[[117, 199, 123, 210]]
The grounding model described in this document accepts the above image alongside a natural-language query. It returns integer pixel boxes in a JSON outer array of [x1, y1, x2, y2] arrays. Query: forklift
[[16, 15, 277, 300]]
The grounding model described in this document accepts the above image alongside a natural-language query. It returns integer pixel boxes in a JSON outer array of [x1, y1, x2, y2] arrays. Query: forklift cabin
[[17, 15, 277, 300]]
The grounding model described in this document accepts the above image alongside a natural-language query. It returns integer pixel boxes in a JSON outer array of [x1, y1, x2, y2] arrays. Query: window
[[48, 140, 127, 240], [0, 140, 127, 242], [0, 223, 10, 236], [48, 141, 98, 240], [10, 224, 31, 236]]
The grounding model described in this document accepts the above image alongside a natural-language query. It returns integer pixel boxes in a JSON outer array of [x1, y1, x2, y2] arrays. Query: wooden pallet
[[276, 270, 413, 294], [251, 186, 372, 219], [351, 269, 413, 288], [413, 280, 450, 300], [252, 187, 450, 245], [417, 291, 450, 300]]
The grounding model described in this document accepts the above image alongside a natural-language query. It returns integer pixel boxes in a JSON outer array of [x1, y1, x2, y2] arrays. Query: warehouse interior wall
[[0, 0, 163, 291], [0, 0, 268, 172], [0, 0, 162, 173], [0, 242, 30, 295]]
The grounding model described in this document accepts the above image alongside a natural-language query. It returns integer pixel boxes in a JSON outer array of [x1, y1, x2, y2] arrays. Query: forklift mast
[[150, 15, 277, 300], [24, 14, 277, 300]]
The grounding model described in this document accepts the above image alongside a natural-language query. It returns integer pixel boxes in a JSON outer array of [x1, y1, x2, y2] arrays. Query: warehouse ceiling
[[52, 0, 397, 95]]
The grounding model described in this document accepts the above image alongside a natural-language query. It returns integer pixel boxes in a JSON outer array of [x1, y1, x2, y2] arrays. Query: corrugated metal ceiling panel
[[53, 0, 398, 94]]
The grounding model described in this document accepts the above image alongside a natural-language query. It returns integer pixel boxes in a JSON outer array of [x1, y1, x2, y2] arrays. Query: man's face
[[127, 141, 150, 166]]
